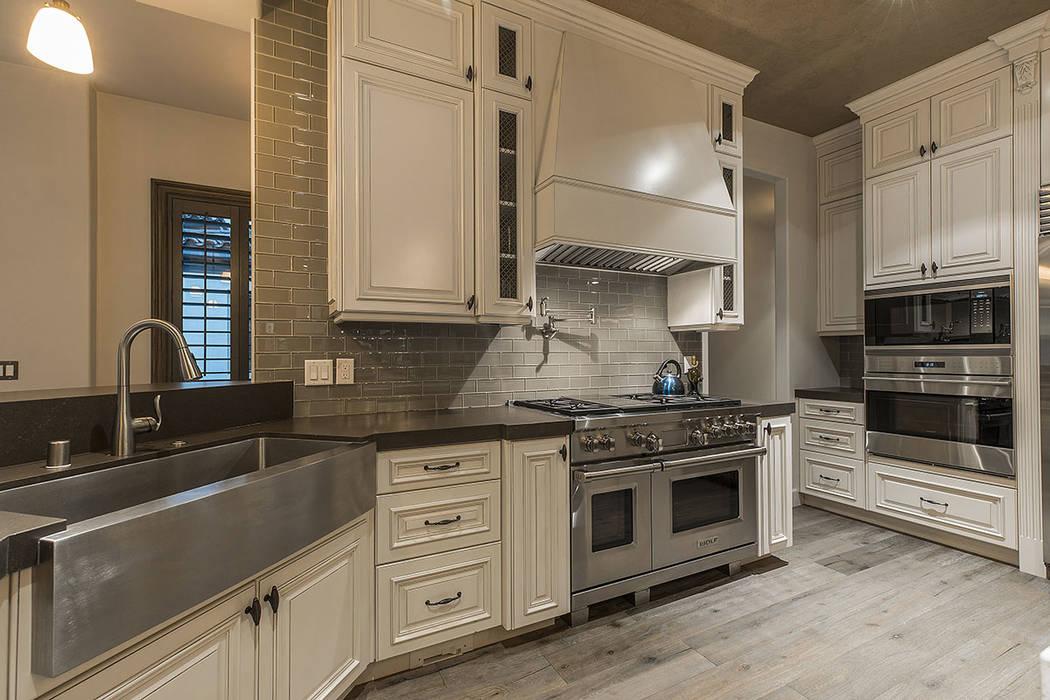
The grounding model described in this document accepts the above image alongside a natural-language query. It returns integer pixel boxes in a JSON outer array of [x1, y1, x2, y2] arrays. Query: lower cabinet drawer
[[376, 480, 501, 564], [799, 418, 864, 459], [376, 543, 501, 661], [800, 451, 864, 507], [867, 461, 1017, 548], [377, 442, 501, 494]]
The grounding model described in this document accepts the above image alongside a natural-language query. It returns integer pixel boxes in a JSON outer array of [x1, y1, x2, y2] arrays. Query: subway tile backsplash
[[252, 0, 703, 417]]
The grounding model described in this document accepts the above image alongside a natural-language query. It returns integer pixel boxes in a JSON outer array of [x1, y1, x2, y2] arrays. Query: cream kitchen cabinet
[[257, 516, 373, 700], [758, 416, 792, 556], [501, 436, 570, 630], [865, 161, 932, 287], [818, 195, 863, 334], [818, 142, 862, 205], [710, 85, 742, 156], [16, 516, 374, 700], [479, 3, 533, 99], [331, 59, 476, 322], [476, 89, 536, 323], [929, 66, 1012, 159], [930, 136, 1013, 279], [864, 100, 931, 178], [340, 0, 475, 90]]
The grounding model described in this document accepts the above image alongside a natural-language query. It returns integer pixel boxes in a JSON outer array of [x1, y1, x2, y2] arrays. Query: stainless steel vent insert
[[1040, 184, 1050, 236], [535, 243, 709, 276]]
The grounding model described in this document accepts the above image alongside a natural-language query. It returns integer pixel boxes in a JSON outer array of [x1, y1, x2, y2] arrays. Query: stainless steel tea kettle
[[652, 359, 686, 396]]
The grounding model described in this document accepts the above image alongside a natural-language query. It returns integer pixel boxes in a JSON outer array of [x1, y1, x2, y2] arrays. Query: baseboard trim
[[800, 494, 1020, 567]]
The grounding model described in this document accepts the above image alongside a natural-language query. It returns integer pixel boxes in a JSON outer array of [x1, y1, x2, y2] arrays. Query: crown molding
[[847, 41, 1008, 121], [989, 10, 1050, 60], [503, 0, 759, 93], [812, 119, 860, 156]]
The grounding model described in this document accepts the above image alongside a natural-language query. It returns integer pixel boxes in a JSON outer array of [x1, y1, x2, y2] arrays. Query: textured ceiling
[[585, 0, 1050, 136]]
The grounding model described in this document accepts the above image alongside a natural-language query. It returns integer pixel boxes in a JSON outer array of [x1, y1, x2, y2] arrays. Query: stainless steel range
[[512, 394, 763, 624]]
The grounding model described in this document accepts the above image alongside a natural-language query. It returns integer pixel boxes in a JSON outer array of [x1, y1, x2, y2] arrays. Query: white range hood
[[535, 33, 738, 275]]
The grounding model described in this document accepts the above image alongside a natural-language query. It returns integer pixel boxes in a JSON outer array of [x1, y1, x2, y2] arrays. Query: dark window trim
[[150, 179, 251, 383]]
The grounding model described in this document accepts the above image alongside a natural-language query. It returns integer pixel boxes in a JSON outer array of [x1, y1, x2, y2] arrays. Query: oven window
[[670, 472, 740, 533], [591, 489, 635, 552], [867, 391, 1012, 448]]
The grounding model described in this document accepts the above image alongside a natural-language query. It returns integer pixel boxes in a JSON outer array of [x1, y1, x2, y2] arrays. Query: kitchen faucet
[[112, 319, 203, 457]]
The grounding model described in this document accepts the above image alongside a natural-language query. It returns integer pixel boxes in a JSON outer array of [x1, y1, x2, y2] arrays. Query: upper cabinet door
[[818, 195, 863, 334], [865, 162, 932, 287], [930, 66, 1012, 159], [340, 60, 476, 319], [864, 99, 931, 178], [342, 0, 474, 90], [818, 143, 863, 204], [479, 3, 533, 99], [930, 137, 1012, 280], [710, 85, 742, 156], [477, 90, 535, 322], [713, 158, 743, 326]]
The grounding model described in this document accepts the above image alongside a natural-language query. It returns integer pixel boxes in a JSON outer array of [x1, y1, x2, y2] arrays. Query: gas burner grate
[[619, 393, 742, 409], [513, 397, 620, 416]]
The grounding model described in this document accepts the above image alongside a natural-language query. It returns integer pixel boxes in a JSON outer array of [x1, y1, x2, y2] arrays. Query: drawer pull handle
[[425, 515, 462, 526], [425, 592, 462, 607], [920, 496, 949, 509], [816, 435, 843, 443], [818, 474, 841, 483], [817, 408, 841, 414], [424, 461, 461, 472]]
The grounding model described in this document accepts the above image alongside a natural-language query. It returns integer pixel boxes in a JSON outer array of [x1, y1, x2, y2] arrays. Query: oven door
[[651, 447, 761, 570], [571, 457, 658, 592], [865, 375, 1014, 477]]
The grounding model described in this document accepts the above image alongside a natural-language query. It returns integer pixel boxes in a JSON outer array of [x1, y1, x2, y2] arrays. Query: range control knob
[[645, 432, 662, 452], [580, 435, 599, 452], [600, 434, 616, 450], [628, 430, 647, 447], [689, 429, 710, 446]]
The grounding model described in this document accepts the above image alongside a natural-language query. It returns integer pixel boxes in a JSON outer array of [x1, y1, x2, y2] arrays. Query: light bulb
[[26, 1, 94, 75]]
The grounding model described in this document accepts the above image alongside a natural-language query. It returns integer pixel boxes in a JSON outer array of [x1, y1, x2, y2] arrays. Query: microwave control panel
[[970, 290, 993, 334]]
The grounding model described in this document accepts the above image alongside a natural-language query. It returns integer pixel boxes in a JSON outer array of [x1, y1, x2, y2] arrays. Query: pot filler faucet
[[112, 319, 203, 457]]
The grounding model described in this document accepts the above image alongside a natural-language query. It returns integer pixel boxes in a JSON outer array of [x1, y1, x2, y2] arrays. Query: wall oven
[[864, 278, 1014, 478]]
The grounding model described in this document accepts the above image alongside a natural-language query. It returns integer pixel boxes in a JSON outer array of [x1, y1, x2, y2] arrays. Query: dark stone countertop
[[794, 386, 864, 403], [0, 511, 66, 573], [737, 400, 797, 417]]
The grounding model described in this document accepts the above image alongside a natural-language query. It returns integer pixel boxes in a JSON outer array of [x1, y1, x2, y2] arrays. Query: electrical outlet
[[304, 359, 333, 386], [0, 360, 18, 380], [336, 358, 355, 384]]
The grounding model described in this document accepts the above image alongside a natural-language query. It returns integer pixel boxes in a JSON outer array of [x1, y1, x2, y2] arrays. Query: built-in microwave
[[865, 281, 1010, 348]]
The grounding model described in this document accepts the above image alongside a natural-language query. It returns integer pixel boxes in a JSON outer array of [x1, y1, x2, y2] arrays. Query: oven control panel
[[689, 415, 758, 447], [576, 412, 759, 460]]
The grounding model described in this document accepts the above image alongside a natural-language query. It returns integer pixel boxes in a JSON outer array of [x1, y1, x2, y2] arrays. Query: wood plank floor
[[349, 506, 1050, 699]]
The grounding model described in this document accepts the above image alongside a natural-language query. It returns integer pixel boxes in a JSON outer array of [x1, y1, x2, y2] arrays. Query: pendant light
[[26, 0, 94, 75]]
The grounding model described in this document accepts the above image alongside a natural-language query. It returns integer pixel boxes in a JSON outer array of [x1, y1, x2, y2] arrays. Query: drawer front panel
[[376, 543, 501, 660], [376, 480, 501, 564], [801, 451, 864, 506], [867, 462, 1017, 548], [378, 441, 501, 493], [800, 418, 864, 458], [797, 397, 863, 424]]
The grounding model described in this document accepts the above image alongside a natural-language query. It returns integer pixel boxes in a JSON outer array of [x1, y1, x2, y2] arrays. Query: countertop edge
[[793, 387, 864, 403]]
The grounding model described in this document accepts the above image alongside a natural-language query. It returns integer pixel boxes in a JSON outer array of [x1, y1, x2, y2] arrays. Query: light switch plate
[[304, 359, 333, 386], [336, 358, 354, 384]]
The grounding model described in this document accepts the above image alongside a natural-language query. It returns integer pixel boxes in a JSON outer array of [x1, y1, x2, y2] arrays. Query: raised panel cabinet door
[[477, 90, 535, 322], [930, 137, 1012, 280], [50, 586, 257, 700], [710, 85, 742, 156], [711, 157, 743, 327], [479, 3, 533, 99], [757, 417, 792, 556], [341, 0, 474, 90], [257, 516, 374, 700], [865, 162, 932, 288], [930, 66, 1012, 159], [502, 437, 570, 630], [341, 60, 475, 319], [818, 196, 863, 334], [818, 143, 862, 204], [864, 99, 931, 177]]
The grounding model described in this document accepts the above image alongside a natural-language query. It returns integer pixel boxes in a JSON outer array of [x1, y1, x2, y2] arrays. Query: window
[[151, 180, 251, 382]]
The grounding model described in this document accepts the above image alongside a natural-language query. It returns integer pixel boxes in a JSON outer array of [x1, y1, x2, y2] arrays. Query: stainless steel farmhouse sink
[[0, 437, 375, 677]]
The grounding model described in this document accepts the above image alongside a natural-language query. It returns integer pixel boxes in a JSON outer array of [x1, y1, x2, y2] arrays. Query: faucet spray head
[[176, 345, 204, 381]]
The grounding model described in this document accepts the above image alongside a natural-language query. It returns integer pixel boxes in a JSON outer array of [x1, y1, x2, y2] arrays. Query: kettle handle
[[654, 358, 683, 380]]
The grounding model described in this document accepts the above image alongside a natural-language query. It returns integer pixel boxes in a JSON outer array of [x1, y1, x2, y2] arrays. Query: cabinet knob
[[466, 65, 474, 82], [930, 140, 938, 154], [716, 308, 724, 320], [526, 296, 534, 312], [466, 294, 476, 311], [525, 75, 533, 91], [920, 262, 928, 276], [931, 261, 939, 275], [264, 585, 280, 614], [919, 144, 927, 157], [245, 597, 261, 626], [559, 444, 567, 461], [715, 132, 723, 145]]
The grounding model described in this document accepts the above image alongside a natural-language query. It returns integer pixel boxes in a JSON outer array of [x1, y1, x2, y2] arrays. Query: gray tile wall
[[251, 0, 704, 417]]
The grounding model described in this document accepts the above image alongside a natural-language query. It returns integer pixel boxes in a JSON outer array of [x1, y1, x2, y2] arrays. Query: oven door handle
[[864, 375, 1013, 397], [573, 462, 661, 482], [661, 446, 767, 471]]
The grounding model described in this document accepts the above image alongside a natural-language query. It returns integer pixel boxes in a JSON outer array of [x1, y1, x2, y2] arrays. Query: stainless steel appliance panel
[[1039, 193, 1050, 564]]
